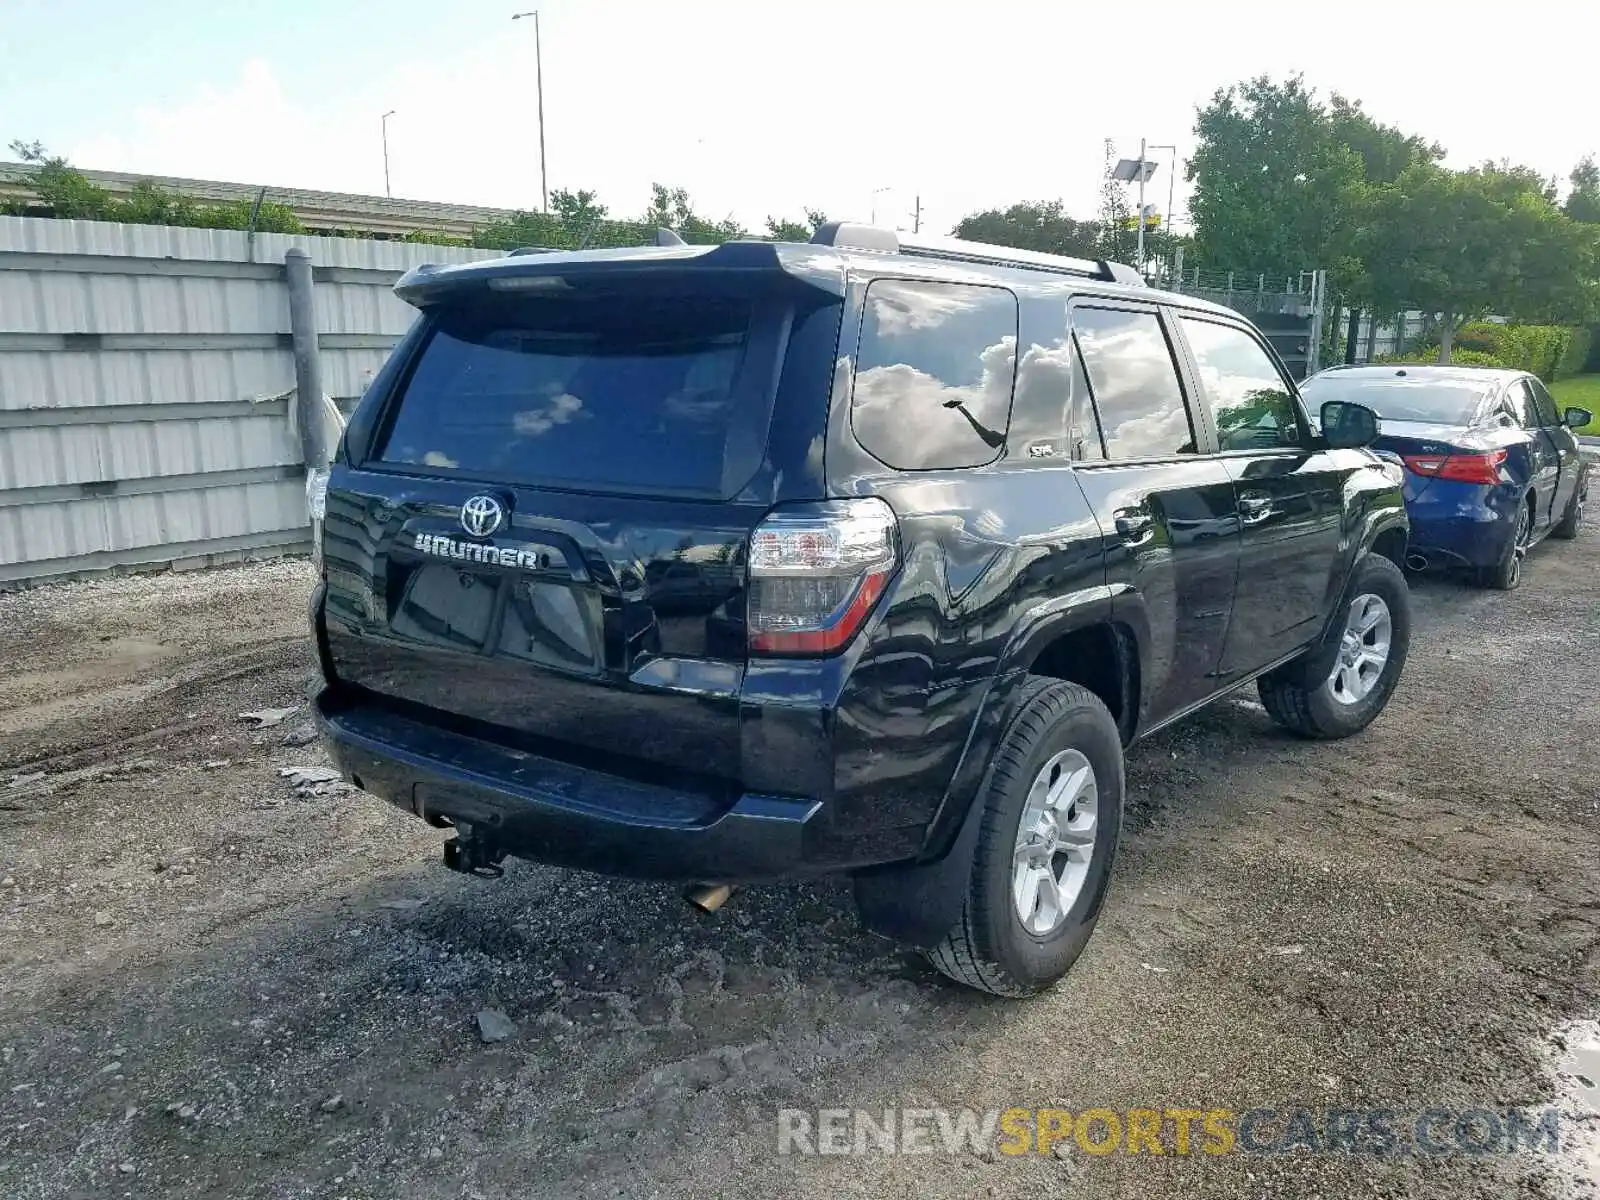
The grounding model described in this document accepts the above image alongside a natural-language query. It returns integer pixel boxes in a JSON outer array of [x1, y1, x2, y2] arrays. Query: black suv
[[309, 223, 1410, 997]]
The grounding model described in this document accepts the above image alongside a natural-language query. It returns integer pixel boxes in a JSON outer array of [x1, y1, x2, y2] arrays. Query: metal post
[[912, 195, 921, 234], [1305, 269, 1326, 376], [1135, 137, 1147, 269], [284, 249, 325, 470], [512, 12, 550, 212], [1173, 245, 1185, 292], [534, 11, 548, 214], [1167, 157, 1176, 246], [381, 110, 395, 198]]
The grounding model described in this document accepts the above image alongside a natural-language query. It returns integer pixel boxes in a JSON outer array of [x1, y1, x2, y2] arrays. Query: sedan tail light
[[1402, 449, 1508, 486], [747, 498, 898, 656]]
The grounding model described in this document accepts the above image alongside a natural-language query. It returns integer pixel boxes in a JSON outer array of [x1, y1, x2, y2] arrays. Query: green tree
[[1566, 156, 1600, 224], [9, 139, 110, 219], [1095, 157, 1138, 264], [642, 183, 745, 244], [551, 187, 608, 231], [764, 208, 828, 242], [1326, 95, 1443, 184], [1361, 164, 1600, 361], [7, 139, 303, 232], [952, 200, 1102, 258], [1187, 76, 1368, 278]]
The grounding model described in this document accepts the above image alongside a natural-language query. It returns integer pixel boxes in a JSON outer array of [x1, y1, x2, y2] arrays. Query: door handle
[[1238, 492, 1273, 524], [1113, 508, 1154, 545]]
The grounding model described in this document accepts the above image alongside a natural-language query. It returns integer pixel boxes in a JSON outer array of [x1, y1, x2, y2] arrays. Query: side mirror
[[1563, 406, 1593, 430], [1320, 400, 1380, 449]]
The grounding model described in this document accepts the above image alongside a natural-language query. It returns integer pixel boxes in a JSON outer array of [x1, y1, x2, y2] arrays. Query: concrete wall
[[0, 215, 495, 585]]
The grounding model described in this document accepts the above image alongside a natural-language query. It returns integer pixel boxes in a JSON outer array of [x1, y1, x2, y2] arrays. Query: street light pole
[[1136, 137, 1147, 268], [381, 110, 396, 198], [512, 11, 549, 213], [1147, 143, 1177, 237], [870, 186, 890, 225]]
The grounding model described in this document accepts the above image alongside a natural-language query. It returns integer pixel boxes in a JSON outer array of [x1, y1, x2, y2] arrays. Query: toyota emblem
[[460, 495, 505, 538]]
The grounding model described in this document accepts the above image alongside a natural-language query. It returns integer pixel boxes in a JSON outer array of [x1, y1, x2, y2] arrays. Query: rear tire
[[1475, 497, 1531, 589], [926, 678, 1124, 998], [1551, 474, 1587, 541], [1258, 553, 1410, 740]]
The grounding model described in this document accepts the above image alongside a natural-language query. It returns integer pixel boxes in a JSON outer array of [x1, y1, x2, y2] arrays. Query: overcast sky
[[4, 0, 1594, 240]]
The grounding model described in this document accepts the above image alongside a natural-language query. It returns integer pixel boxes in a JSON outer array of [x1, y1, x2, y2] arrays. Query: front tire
[[927, 679, 1124, 997], [1551, 474, 1587, 541], [1258, 553, 1410, 740]]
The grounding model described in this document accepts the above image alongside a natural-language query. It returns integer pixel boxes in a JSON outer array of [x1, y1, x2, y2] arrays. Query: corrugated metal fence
[[0, 216, 494, 586]]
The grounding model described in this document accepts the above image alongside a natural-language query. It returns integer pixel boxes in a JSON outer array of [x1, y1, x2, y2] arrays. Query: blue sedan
[[1299, 365, 1591, 589]]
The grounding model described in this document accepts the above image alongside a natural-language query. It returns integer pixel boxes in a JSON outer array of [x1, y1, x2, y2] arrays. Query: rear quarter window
[[850, 280, 1019, 470]]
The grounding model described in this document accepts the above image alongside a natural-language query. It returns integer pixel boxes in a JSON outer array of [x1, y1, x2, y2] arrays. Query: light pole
[[511, 11, 549, 213], [381, 110, 396, 198], [1112, 141, 1163, 270], [1148, 142, 1178, 255], [870, 186, 891, 225]]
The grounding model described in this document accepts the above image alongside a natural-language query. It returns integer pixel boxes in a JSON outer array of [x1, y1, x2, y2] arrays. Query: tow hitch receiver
[[442, 825, 507, 878]]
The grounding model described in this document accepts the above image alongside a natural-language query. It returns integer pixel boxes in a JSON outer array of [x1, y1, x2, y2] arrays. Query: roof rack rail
[[809, 221, 1145, 286]]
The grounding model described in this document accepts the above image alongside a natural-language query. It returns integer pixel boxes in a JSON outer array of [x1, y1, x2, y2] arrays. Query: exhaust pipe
[[1405, 552, 1428, 572], [683, 883, 737, 913]]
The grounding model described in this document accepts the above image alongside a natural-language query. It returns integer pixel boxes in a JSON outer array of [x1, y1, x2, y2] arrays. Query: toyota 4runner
[[308, 222, 1410, 997]]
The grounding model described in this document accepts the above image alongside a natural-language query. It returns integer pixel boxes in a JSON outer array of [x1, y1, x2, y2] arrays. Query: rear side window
[[376, 294, 755, 495], [1528, 378, 1560, 427], [1178, 316, 1305, 452], [851, 280, 1018, 470], [1506, 380, 1538, 427], [1071, 308, 1196, 459]]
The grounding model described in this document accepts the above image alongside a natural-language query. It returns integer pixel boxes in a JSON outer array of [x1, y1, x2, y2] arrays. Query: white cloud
[[853, 335, 1016, 465], [512, 392, 583, 437]]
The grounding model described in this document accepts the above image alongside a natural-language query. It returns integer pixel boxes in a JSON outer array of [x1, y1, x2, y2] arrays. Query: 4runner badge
[[412, 531, 548, 570], [460, 495, 505, 537]]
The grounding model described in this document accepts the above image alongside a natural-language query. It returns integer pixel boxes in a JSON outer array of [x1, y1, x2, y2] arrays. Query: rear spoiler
[[395, 236, 846, 307]]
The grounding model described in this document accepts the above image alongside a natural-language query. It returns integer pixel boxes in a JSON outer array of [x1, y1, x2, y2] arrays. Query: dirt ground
[[2, 530, 1598, 1200]]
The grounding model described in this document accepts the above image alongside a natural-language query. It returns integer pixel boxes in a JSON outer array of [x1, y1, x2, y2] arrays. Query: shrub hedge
[[1394, 322, 1592, 382], [1375, 348, 1506, 369]]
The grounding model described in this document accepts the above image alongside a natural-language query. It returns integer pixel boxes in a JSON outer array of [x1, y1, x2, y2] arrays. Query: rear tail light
[[1402, 449, 1507, 486], [747, 498, 899, 655]]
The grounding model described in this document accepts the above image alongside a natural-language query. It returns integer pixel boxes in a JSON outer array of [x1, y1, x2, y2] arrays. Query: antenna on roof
[[654, 228, 687, 246]]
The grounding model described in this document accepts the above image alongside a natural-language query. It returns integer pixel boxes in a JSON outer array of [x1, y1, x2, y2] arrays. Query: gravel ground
[[1, 531, 1598, 1200]]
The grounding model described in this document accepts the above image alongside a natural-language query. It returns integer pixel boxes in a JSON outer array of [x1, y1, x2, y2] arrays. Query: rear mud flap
[[852, 789, 985, 949]]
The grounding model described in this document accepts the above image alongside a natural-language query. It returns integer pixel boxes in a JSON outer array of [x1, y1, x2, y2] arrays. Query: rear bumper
[[314, 690, 829, 883], [1404, 481, 1518, 568]]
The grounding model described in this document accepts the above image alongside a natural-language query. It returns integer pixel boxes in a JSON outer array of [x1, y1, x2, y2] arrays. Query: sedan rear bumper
[[1404, 480, 1519, 568]]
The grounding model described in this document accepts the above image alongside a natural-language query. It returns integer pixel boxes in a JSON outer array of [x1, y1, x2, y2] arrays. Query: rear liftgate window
[[377, 293, 759, 496], [850, 279, 1019, 470]]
